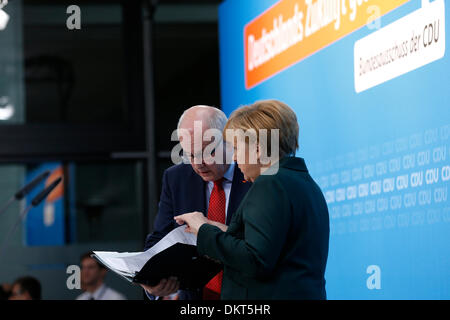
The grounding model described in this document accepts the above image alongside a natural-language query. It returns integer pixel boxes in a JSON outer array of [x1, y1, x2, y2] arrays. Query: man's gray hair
[[177, 105, 228, 131]]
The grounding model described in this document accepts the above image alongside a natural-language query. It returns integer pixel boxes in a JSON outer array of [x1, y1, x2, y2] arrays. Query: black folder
[[132, 243, 222, 290]]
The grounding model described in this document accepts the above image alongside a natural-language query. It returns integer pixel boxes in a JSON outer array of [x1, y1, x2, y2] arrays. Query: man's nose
[[193, 159, 206, 168]]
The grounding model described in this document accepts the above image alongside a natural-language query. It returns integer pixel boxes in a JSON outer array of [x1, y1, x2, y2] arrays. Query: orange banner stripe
[[244, 0, 410, 89]]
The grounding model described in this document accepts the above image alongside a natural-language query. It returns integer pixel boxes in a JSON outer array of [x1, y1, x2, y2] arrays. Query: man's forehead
[[179, 119, 209, 132], [181, 136, 215, 151], [179, 126, 221, 142]]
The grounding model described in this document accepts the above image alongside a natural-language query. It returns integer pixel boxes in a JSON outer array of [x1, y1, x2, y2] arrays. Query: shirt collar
[[92, 284, 106, 299], [207, 163, 235, 186], [223, 162, 235, 182]]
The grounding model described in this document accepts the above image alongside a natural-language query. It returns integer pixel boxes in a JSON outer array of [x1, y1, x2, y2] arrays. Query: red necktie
[[203, 178, 225, 300]]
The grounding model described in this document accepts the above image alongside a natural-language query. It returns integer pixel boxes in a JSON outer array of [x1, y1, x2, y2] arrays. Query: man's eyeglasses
[[181, 139, 223, 164]]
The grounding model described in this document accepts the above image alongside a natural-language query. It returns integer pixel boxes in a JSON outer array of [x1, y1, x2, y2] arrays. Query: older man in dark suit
[[142, 105, 251, 300]]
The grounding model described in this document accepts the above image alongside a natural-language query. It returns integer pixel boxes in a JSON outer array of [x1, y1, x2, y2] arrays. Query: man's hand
[[140, 277, 179, 297], [174, 211, 208, 236]]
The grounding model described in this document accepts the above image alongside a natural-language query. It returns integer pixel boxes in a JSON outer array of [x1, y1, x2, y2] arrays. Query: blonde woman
[[175, 100, 330, 299]]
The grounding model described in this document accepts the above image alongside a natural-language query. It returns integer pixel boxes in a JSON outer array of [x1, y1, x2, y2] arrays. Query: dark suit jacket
[[143, 163, 251, 299], [197, 157, 330, 300]]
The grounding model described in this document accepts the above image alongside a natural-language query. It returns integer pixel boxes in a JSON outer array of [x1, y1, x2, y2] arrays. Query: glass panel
[[0, 0, 25, 123], [0, 161, 144, 247], [0, 0, 127, 125], [72, 161, 144, 243], [0, 161, 144, 299]]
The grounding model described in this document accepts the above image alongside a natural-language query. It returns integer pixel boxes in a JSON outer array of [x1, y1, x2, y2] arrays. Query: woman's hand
[[174, 211, 208, 236]]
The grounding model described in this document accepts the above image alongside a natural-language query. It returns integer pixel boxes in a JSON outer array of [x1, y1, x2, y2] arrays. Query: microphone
[[31, 177, 62, 207], [0, 170, 51, 218], [0, 177, 62, 256]]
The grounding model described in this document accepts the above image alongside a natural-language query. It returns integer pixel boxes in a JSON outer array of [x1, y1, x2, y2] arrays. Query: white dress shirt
[[76, 284, 126, 300]]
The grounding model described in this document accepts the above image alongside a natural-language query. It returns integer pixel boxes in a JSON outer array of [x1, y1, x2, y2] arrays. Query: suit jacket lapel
[[188, 167, 207, 216]]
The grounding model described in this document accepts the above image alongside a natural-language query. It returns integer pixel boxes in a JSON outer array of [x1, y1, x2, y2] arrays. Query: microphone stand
[[0, 170, 51, 218], [0, 177, 62, 257], [0, 197, 15, 218]]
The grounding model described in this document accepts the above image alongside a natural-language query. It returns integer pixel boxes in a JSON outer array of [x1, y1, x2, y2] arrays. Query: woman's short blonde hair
[[224, 99, 299, 158]]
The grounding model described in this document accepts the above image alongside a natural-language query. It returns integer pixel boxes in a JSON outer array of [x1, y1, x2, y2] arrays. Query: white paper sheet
[[92, 226, 196, 278]]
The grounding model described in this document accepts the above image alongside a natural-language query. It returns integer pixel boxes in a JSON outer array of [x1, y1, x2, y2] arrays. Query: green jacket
[[197, 157, 330, 299]]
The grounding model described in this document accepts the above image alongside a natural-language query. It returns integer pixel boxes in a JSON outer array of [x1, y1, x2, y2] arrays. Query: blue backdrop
[[219, 0, 450, 299]]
